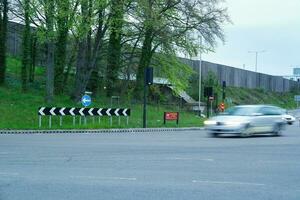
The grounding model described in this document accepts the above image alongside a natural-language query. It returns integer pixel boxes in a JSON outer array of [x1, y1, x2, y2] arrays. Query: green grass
[[0, 86, 203, 130], [1, 56, 298, 130], [2, 57, 202, 130], [226, 87, 298, 109]]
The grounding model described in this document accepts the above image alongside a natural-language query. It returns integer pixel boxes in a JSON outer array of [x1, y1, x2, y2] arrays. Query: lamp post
[[198, 36, 202, 116], [198, 35, 202, 116], [248, 50, 266, 72]]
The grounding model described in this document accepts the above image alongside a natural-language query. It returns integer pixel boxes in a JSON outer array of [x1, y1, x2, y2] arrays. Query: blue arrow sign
[[81, 94, 92, 107]]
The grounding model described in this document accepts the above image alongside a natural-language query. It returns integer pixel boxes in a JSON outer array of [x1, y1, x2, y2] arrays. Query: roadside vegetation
[[188, 71, 299, 110], [0, 57, 204, 130], [0, 57, 298, 130]]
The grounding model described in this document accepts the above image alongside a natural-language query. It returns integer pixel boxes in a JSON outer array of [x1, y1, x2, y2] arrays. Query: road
[[1, 124, 300, 200]]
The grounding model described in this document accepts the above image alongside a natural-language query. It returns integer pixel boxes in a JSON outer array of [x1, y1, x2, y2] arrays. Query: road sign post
[[295, 95, 300, 108], [143, 67, 153, 128], [209, 96, 214, 117], [222, 81, 226, 101], [81, 93, 92, 126]]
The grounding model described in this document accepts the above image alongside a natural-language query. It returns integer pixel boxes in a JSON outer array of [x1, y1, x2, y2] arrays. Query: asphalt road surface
[[1, 124, 300, 200]]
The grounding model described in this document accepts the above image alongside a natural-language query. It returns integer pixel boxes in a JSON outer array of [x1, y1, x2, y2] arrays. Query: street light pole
[[248, 50, 266, 72], [198, 36, 202, 116]]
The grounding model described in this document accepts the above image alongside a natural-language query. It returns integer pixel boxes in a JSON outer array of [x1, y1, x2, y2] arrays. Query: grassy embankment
[[0, 57, 203, 130], [0, 57, 298, 130]]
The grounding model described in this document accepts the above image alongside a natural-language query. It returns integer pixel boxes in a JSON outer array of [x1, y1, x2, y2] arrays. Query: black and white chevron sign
[[38, 107, 131, 116]]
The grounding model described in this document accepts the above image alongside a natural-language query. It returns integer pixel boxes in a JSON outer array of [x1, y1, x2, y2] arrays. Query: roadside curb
[[0, 127, 204, 134]]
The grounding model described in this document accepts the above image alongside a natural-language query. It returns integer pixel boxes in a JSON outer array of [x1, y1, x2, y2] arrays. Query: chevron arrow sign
[[38, 107, 131, 116]]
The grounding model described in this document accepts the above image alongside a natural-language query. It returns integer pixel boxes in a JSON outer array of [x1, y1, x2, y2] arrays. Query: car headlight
[[204, 120, 217, 125]]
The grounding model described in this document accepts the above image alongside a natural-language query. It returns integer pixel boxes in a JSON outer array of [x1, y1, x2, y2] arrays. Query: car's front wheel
[[209, 132, 219, 138], [272, 123, 282, 136], [240, 124, 252, 138]]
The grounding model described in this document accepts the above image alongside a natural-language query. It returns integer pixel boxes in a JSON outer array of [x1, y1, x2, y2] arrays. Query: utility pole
[[143, 67, 153, 128], [198, 35, 202, 116], [248, 50, 266, 72]]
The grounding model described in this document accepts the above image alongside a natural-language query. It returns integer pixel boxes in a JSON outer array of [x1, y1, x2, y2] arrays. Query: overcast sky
[[204, 0, 300, 76]]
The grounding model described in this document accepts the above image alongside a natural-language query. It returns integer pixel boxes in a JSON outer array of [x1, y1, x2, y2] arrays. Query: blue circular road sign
[[81, 94, 92, 107]]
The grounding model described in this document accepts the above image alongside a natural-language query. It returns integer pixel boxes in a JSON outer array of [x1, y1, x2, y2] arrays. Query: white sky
[[204, 0, 300, 76]]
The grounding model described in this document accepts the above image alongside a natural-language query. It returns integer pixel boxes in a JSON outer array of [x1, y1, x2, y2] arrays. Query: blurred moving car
[[204, 105, 286, 137], [279, 109, 296, 125]]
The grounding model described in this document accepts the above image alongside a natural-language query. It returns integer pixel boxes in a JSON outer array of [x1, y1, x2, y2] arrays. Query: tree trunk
[[106, 0, 124, 97], [87, 68, 99, 96], [45, 0, 55, 103], [71, 2, 106, 102], [135, 28, 153, 99], [62, 45, 77, 87], [45, 42, 55, 103], [54, 0, 70, 94], [0, 0, 8, 85], [71, 40, 87, 102], [71, 0, 92, 102], [21, 0, 31, 91], [29, 32, 37, 83]]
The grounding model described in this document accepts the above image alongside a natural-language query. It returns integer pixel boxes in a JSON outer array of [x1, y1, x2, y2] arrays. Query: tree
[[105, 0, 125, 97], [54, 0, 75, 94], [71, 0, 109, 102], [0, 0, 8, 85], [21, 0, 31, 91], [132, 0, 229, 98]]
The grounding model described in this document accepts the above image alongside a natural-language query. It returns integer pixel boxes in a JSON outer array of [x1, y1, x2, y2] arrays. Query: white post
[[210, 100, 213, 116], [49, 116, 52, 128], [255, 52, 258, 72], [248, 50, 266, 73], [39, 116, 42, 128]]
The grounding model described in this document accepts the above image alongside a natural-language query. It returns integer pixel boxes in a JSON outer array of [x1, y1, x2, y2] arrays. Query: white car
[[204, 105, 286, 137]]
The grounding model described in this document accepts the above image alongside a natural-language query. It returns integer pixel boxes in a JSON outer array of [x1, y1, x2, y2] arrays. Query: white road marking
[[0, 152, 11, 154], [167, 157, 214, 162], [70, 176, 137, 181], [0, 172, 19, 176], [192, 180, 265, 186]]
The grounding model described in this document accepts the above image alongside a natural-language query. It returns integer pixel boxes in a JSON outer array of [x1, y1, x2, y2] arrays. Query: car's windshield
[[223, 106, 260, 116]]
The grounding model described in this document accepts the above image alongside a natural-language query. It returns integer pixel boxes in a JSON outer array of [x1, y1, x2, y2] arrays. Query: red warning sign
[[164, 112, 179, 124]]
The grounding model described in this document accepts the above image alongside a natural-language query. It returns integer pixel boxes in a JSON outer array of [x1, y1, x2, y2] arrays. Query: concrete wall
[[180, 58, 300, 92]]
